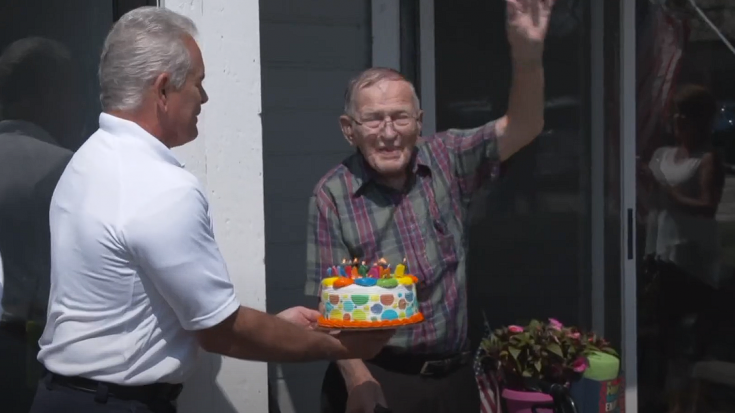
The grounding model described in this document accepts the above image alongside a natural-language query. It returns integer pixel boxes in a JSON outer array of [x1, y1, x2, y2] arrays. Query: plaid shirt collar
[[347, 145, 432, 197]]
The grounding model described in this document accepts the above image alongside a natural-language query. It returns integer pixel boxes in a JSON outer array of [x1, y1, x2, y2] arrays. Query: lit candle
[[395, 262, 406, 278]]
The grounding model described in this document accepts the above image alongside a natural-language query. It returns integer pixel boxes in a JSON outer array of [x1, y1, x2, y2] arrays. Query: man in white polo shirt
[[29, 7, 391, 413]]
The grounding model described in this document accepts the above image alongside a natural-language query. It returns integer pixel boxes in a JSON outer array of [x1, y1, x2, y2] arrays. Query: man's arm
[[195, 306, 388, 362], [125, 184, 391, 363], [445, 59, 544, 198], [495, 60, 545, 161], [496, 0, 554, 158], [446, 0, 553, 197]]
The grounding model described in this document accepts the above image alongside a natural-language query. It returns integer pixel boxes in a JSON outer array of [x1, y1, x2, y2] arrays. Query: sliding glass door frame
[[620, 0, 638, 410]]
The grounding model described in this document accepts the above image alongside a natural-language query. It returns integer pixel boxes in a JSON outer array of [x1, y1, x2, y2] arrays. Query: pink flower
[[568, 332, 581, 340], [549, 318, 563, 330], [572, 357, 589, 373], [508, 325, 524, 333]]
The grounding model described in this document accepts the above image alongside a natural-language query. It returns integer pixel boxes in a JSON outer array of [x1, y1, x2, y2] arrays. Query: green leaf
[[509, 346, 521, 361], [547, 343, 564, 358], [522, 370, 534, 377], [534, 360, 542, 372], [602, 347, 619, 357]]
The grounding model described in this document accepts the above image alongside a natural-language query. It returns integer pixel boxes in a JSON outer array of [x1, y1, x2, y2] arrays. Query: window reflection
[[0, 2, 137, 412], [636, 1, 735, 412]]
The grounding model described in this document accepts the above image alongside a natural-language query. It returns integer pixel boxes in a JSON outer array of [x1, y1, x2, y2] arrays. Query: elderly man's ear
[[339, 115, 356, 146]]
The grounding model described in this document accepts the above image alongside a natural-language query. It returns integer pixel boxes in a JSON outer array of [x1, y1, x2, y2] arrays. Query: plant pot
[[502, 388, 555, 413]]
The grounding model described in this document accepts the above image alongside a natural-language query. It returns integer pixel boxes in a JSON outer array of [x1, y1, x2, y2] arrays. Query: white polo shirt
[[38, 113, 241, 385]]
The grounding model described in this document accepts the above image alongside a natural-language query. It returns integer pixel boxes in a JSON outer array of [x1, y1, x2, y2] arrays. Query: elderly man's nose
[[382, 122, 398, 138]]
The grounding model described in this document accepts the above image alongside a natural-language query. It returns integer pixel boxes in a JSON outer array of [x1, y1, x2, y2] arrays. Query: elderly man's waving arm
[[446, 0, 555, 197], [494, 0, 554, 161]]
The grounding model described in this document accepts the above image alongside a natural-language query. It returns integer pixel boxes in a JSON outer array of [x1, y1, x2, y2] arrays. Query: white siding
[[166, 0, 267, 412], [260, 1, 371, 412]]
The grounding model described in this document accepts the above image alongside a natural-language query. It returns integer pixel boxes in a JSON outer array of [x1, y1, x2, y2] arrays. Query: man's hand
[[346, 379, 388, 413], [276, 306, 321, 329], [506, 0, 556, 62]]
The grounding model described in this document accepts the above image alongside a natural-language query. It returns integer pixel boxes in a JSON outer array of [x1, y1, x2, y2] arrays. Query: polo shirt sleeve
[[124, 184, 240, 331]]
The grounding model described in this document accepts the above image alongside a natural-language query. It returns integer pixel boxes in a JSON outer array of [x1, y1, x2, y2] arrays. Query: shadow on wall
[[179, 353, 239, 413]]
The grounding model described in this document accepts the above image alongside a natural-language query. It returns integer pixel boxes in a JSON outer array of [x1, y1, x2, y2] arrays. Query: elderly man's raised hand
[[506, 0, 556, 62]]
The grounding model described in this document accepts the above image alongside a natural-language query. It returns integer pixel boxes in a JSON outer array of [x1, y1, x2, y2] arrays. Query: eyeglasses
[[348, 114, 418, 130]]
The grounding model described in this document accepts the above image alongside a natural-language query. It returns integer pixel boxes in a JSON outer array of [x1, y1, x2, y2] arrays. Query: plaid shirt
[[305, 120, 500, 353]]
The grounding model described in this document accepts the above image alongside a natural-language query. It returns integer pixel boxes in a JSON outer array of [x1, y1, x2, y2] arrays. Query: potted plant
[[478, 318, 618, 413]]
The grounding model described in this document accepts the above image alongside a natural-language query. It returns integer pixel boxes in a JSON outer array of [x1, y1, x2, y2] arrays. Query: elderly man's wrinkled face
[[340, 80, 422, 183], [162, 36, 208, 147]]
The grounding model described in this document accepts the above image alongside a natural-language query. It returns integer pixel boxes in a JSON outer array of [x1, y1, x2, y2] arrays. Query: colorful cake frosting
[[317, 258, 424, 329]]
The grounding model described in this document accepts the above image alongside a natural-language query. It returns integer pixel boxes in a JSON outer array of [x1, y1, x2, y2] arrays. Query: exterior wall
[[259, 1, 371, 412], [164, 1, 267, 412]]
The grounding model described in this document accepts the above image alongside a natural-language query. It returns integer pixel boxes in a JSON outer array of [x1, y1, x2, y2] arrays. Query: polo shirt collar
[[0, 119, 59, 146], [98, 113, 184, 168], [349, 144, 431, 196]]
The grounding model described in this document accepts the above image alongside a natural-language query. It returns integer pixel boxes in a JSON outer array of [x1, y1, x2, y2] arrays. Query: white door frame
[[620, 0, 638, 410]]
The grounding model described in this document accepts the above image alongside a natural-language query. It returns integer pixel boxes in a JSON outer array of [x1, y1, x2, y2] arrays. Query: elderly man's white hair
[[99, 6, 198, 112]]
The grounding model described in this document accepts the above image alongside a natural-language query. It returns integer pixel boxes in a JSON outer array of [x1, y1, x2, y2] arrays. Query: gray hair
[[99, 6, 198, 111], [343, 67, 420, 116]]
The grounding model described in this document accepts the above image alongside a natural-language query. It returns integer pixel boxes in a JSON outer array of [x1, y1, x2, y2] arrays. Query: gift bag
[[569, 375, 625, 413]]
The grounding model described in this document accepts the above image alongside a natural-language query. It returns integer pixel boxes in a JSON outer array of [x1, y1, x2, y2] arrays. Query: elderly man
[[29, 7, 391, 413], [305, 1, 555, 412]]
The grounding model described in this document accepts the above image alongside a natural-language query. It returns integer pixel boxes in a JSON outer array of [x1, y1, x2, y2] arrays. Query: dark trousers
[[320, 359, 480, 413], [0, 328, 42, 413], [29, 375, 177, 413]]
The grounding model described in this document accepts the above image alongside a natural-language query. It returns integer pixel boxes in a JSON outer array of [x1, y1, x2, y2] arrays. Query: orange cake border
[[317, 313, 424, 329]]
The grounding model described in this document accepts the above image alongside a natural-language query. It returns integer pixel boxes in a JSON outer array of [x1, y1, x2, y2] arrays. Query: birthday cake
[[317, 258, 424, 329]]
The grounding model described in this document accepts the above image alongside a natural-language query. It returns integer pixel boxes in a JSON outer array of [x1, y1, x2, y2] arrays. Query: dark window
[[113, 0, 158, 22]]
